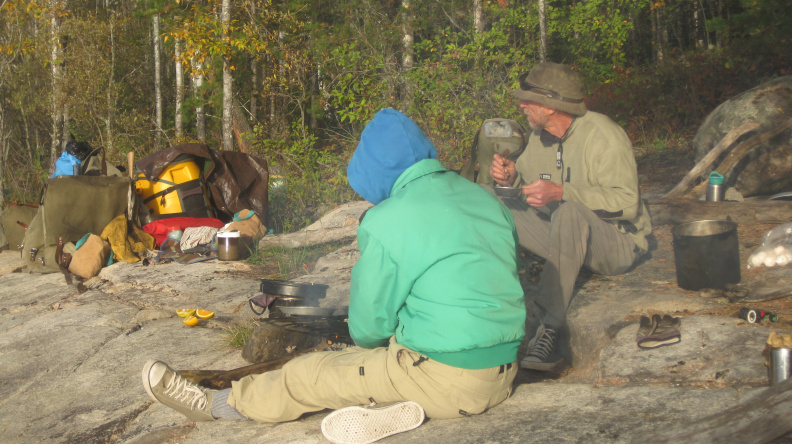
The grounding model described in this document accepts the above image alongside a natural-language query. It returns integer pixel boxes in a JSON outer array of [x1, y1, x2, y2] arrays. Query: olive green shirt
[[512, 111, 651, 251]]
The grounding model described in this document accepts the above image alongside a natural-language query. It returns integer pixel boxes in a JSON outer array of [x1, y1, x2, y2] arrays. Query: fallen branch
[[663, 121, 759, 198], [179, 344, 330, 389], [686, 118, 792, 199]]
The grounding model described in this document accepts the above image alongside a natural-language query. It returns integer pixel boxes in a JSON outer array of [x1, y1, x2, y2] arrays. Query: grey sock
[[211, 388, 249, 421]]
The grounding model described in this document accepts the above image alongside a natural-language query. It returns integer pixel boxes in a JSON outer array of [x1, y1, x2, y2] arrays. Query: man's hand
[[490, 153, 517, 186], [522, 179, 563, 207]]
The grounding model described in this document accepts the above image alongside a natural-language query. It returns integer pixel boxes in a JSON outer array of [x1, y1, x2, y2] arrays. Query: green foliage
[[251, 122, 356, 233], [586, 50, 762, 146], [221, 319, 259, 349], [259, 241, 350, 280], [406, 6, 537, 170]]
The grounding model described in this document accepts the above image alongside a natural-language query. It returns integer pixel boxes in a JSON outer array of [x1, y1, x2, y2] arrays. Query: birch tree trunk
[[221, 0, 233, 151], [473, 0, 484, 33], [401, 0, 414, 108], [152, 14, 163, 151], [48, 0, 64, 174], [191, 57, 206, 142], [175, 37, 184, 141]]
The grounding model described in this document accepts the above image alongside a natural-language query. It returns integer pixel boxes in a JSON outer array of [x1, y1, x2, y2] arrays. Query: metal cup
[[769, 348, 792, 385]]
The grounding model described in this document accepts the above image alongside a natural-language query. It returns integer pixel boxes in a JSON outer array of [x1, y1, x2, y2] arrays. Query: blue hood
[[347, 109, 437, 205]]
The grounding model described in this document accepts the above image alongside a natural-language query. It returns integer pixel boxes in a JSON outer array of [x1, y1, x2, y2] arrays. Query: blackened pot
[[672, 219, 741, 291]]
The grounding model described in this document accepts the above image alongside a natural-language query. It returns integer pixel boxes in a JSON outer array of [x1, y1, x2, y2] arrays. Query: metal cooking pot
[[260, 279, 329, 299], [672, 219, 741, 291], [278, 306, 336, 317]]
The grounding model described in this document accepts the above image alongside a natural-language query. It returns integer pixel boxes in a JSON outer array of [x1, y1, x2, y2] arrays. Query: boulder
[[241, 319, 325, 364], [693, 76, 792, 197]]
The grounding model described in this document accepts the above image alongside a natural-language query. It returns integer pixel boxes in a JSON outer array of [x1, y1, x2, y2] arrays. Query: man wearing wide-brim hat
[[490, 62, 653, 371]]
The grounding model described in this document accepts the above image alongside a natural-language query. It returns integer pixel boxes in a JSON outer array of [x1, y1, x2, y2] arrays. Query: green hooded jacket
[[346, 110, 526, 370]]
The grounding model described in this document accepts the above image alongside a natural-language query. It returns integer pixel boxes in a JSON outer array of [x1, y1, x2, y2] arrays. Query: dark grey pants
[[495, 194, 639, 329]]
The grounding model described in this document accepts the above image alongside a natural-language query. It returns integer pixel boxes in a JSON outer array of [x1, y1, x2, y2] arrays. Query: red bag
[[143, 217, 225, 247]]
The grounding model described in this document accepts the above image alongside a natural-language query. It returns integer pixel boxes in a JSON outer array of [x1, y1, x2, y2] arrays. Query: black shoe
[[520, 324, 562, 371]]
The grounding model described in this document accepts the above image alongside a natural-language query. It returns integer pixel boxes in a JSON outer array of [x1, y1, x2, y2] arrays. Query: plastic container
[[134, 154, 215, 218], [706, 171, 725, 202], [216, 231, 241, 261], [166, 227, 183, 241]]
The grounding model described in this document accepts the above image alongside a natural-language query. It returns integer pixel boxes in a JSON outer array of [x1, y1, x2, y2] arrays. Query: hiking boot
[[142, 360, 216, 422], [520, 324, 561, 371], [321, 401, 425, 444]]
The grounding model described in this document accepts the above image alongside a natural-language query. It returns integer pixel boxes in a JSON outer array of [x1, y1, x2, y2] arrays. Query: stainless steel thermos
[[706, 171, 725, 202]]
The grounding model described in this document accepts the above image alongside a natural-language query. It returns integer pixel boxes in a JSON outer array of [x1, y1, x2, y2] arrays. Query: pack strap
[[142, 178, 205, 205]]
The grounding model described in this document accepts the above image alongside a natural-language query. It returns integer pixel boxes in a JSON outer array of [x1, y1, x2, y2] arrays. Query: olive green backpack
[[460, 118, 527, 185], [20, 175, 133, 273]]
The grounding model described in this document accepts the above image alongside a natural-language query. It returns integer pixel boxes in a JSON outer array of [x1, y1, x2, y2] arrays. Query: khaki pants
[[493, 192, 639, 329], [228, 337, 517, 423]]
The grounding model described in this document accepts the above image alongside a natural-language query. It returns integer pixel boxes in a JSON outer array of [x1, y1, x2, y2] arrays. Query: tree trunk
[[152, 14, 163, 151], [538, 0, 547, 62], [48, 0, 64, 174], [250, 59, 257, 124], [655, 9, 665, 63], [221, 0, 233, 151], [401, 0, 414, 108], [232, 99, 252, 153], [473, 0, 484, 33], [175, 37, 184, 141], [192, 57, 206, 142]]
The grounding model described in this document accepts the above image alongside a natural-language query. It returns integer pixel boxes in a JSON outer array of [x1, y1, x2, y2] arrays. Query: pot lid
[[260, 279, 329, 298]]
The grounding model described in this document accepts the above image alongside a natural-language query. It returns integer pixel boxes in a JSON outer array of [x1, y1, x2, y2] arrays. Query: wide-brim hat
[[511, 62, 587, 116]]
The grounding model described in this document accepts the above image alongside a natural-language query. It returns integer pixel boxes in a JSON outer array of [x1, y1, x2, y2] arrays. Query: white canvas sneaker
[[321, 401, 425, 444]]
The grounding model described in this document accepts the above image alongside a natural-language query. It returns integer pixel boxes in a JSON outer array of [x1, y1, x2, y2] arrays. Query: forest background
[[0, 0, 790, 233]]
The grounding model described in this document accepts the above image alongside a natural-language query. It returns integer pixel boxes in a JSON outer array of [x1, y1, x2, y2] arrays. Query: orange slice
[[196, 309, 215, 320], [183, 315, 199, 327], [177, 308, 196, 318]]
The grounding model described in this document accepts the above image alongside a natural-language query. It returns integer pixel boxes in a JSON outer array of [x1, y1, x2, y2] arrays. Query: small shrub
[[221, 319, 259, 349]]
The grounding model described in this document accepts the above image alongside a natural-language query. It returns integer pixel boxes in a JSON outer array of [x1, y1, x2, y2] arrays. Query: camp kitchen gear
[[260, 279, 329, 299], [494, 184, 523, 199], [278, 306, 336, 317], [134, 153, 215, 219], [255, 279, 330, 318], [770, 348, 792, 385], [706, 171, 725, 202], [216, 230, 240, 261], [739, 307, 777, 324], [672, 219, 741, 291]]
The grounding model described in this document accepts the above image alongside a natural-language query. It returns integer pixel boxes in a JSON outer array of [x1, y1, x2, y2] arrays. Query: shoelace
[[527, 327, 556, 360], [163, 372, 208, 411]]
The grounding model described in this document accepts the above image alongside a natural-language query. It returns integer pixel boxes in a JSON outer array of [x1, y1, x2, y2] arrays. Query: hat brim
[[511, 88, 587, 117]]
